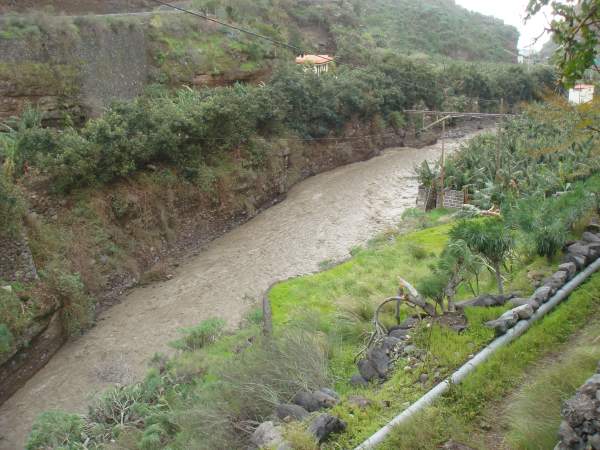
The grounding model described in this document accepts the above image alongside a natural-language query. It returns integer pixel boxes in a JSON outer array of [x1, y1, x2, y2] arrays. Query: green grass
[[378, 272, 600, 450], [502, 322, 600, 450], [264, 213, 554, 449]]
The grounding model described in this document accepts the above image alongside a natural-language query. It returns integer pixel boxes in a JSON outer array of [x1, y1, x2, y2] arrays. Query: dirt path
[[0, 132, 482, 449], [476, 318, 600, 450]]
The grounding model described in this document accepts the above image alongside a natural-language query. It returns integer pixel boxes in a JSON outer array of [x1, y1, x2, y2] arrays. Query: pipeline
[[355, 257, 600, 450]]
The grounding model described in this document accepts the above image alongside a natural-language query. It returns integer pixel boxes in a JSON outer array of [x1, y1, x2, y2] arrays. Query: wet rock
[[350, 374, 369, 387], [389, 328, 411, 340], [382, 336, 403, 353], [545, 271, 569, 291], [485, 317, 514, 335], [564, 253, 587, 271], [367, 347, 390, 378], [456, 293, 515, 309], [251, 421, 284, 448], [292, 392, 322, 412], [532, 285, 553, 304], [403, 344, 418, 356], [589, 243, 600, 261], [276, 404, 309, 422], [583, 232, 600, 243], [568, 243, 591, 258], [313, 390, 339, 409], [558, 421, 581, 447], [512, 304, 534, 320], [499, 310, 519, 326], [347, 395, 372, 409], [319, 388, 340, 400], [358, 359, 380, 382], [558, 262, 577, 280], [308, 414, 347, 443], [509, 297, 539, 310]]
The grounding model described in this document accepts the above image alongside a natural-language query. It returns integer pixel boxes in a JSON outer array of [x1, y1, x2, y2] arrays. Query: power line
[[147, 0, 303, 54]]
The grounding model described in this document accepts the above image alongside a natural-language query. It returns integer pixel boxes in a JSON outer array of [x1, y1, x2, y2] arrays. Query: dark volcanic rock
[[358, 359, 380, 382], [276, 404, 309, 422], [350, 374, 369, 387], [367, 347, 390, 378], [308, 414, 347, 443], [292, 391, 322, 412]]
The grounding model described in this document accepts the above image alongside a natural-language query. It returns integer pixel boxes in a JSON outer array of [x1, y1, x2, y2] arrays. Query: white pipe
[[355, 257, 600, 450]]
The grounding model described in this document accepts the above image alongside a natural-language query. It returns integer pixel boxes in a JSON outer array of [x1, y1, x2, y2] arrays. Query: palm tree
[[450, 219, 514, 294]]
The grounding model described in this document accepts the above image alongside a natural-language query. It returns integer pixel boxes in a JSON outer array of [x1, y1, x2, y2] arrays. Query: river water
[[0, 131, 483, 449]]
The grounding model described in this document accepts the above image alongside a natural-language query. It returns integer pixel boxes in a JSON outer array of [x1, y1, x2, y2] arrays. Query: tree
[[450, 219, 514, 294], [418, 239, 484, 313], [527, 0, 600, 86]]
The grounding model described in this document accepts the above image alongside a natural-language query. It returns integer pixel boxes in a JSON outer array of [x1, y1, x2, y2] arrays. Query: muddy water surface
[[0, 132, 482, 449]]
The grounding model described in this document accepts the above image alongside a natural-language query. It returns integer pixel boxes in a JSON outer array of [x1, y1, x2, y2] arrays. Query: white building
[[568, 84, 595, 104], [295, 54, 333, 75]]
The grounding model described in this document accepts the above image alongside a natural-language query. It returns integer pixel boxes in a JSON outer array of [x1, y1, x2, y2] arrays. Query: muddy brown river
[[0, 131, 483, 449]]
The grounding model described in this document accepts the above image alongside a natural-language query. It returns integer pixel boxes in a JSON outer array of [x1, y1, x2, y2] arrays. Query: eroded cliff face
[[0, 11, 275, 122]]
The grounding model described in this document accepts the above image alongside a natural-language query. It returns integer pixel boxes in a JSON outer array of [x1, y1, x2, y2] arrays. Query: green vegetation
[[192, 0, 521, 64], [503, 323, 600, 449], [380, 273, 600, 449], [450, 218, 514, 294], [527, 0, 600, 86], [2, 60, 552, 194]]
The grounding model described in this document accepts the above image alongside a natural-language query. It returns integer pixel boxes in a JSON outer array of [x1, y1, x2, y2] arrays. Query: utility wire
[[141, 0, 511, 107], [147, 0, 303, 53]]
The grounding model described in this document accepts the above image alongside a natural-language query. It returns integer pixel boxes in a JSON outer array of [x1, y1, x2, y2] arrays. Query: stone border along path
[[556, 361, 600, 449]]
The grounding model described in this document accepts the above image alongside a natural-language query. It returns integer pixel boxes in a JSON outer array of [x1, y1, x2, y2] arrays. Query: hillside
[[0, 0, 520, 122]]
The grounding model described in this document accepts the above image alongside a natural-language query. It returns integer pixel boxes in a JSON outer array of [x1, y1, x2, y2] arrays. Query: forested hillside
[[190, 0, 519, 63]]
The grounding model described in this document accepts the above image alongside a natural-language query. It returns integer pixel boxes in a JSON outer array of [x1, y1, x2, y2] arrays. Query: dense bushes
[[420, 99, 600, 259], [27, 329, 329, 450], [7, 59, 551, 194]]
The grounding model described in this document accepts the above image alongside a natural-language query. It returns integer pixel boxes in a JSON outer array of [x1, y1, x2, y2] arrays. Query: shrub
[[26, 411, 88, 450], [170, 318, 226, 352], [45, 264, 93, 335], [0, 174, 23, 237], [0, 324, 13, 356], [175, 330, 329, 449]]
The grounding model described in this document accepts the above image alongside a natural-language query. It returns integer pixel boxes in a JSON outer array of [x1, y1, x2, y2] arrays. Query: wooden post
[[262, 294, 273, 337], [439, 119, 446, 208]]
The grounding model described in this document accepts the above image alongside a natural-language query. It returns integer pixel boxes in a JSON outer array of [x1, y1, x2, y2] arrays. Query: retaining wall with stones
[[0, 235, 37, 283], [556, 361, 600, 449]]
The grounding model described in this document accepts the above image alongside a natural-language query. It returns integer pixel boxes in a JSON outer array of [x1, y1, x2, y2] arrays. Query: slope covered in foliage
[[192, 0, 519, 64]]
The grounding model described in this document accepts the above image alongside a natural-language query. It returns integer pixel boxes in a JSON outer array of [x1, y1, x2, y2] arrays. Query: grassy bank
[[379, 272, 600, 450]]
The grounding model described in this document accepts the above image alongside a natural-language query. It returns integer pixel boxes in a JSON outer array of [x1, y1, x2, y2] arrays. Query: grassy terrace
[[265, 211, 558, 449], [380, 273, 600, 450]]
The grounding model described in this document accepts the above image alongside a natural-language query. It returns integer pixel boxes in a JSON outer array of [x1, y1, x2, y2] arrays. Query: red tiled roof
[[295, 54, 333, 65]]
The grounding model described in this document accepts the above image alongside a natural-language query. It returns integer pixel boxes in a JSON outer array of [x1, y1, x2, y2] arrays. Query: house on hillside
[[568, 84, 595, 104], [295, 54, 333, 75]]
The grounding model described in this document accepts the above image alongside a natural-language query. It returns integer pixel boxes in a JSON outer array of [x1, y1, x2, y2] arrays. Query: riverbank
[[0, 127, 485, 449]]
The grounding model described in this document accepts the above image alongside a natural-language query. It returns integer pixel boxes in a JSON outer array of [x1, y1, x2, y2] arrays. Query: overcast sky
[[455, 0, 553, 51]]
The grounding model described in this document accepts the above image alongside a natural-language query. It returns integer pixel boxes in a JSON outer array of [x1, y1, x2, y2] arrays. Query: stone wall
[[416, 186, 465, 210], [437, 188, 466, 209], [557, 362, 600, 449], [0, 235, 37, 283]]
